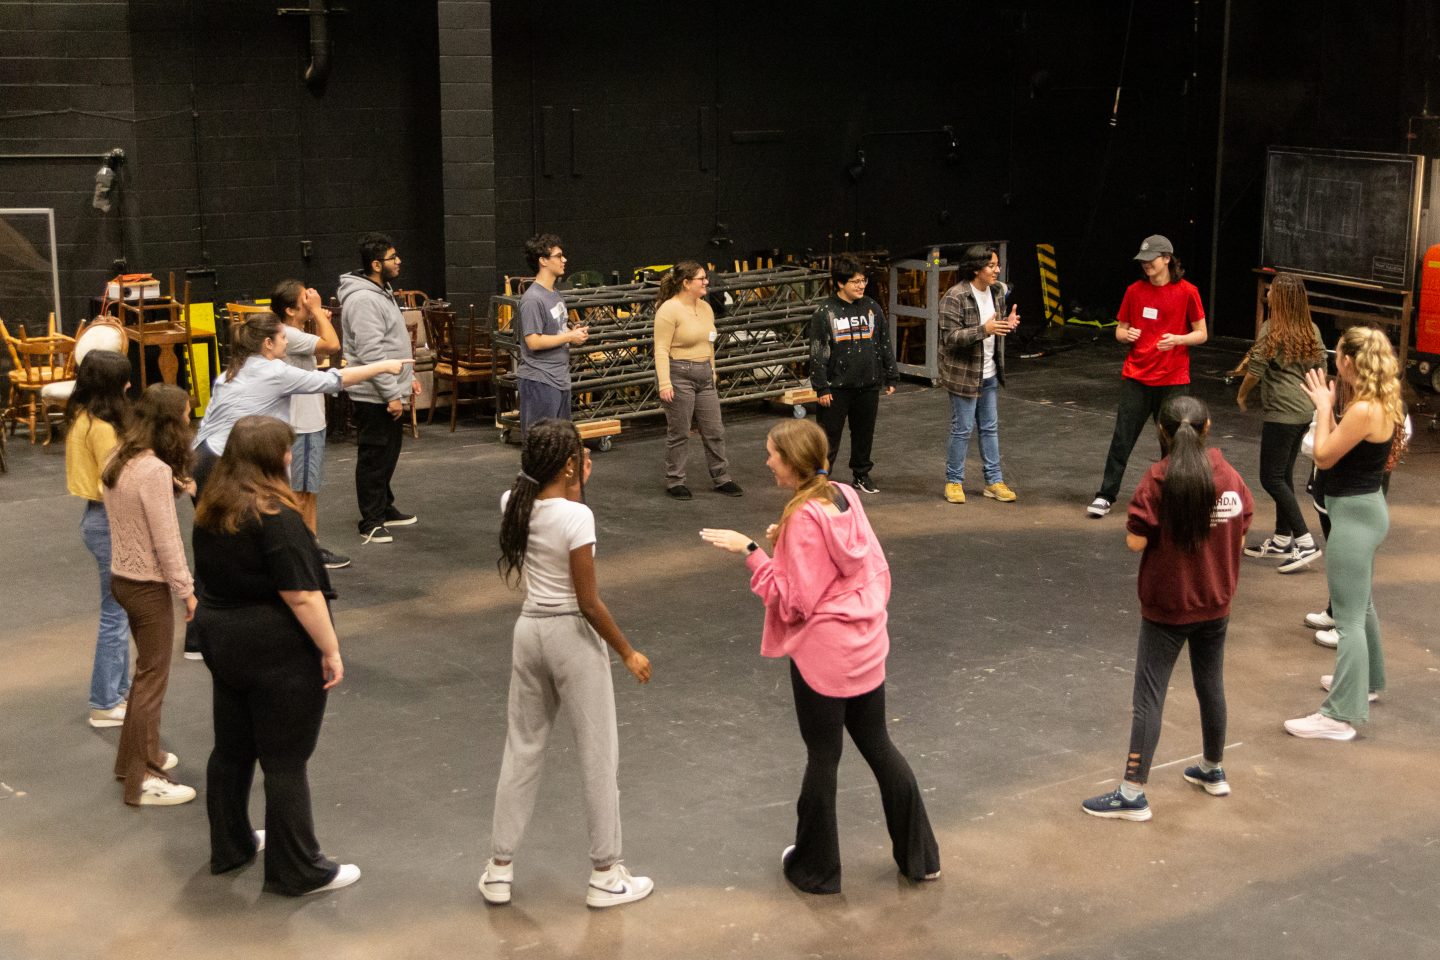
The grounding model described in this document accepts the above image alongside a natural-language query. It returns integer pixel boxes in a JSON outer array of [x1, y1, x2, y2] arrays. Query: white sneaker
[[255, 830, 266, 852], [1284, 712, 1356, 740], [116, 753, 178, 782], [1320, 675, 1378, 702], [1314, 628, 1339, 648], [1086, 497, 1112, 518], [479, 859, 513, 904], [586, 862, 653, 908], [88, 703, 127, 728], [137, 776, 196, 805], [183, 650, 203, 661], [304, 863, 361, 894], [1304, 610, 1336, 630]]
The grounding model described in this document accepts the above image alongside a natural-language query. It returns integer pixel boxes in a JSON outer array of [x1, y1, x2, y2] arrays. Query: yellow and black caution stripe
[[1035, 243, 1115, 328]]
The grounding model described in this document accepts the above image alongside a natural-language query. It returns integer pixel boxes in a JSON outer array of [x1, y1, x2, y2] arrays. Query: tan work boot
[[984, 481, 1017, 502]]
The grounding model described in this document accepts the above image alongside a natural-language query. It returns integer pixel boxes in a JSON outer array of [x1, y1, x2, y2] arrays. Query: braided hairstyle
[[1155, 395, 1215, 553], [498, 418, 585, 584], [1257, 273, 1324, 366]]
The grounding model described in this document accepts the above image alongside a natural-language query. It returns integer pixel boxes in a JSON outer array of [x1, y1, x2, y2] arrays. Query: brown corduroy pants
[[110, 576, 178, 804]]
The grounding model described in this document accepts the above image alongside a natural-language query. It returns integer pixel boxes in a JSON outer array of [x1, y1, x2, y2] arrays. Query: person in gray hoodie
[[339, 233, 419, 545]]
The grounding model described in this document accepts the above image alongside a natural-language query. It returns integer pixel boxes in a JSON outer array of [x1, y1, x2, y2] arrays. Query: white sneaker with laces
[[1314, 628, 1339, 648], [1087, 497, 1112, 518], [1283, 711, 1356, 740], [137, 776, 196, 806], [1305, 610, 1336, 630], [586, 862, 653, 908], [479, 859, 513, 904], [1320, 675, 1378, 702]]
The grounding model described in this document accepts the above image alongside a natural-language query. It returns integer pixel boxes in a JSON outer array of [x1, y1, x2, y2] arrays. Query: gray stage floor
[[3, 336, 1438, 960]]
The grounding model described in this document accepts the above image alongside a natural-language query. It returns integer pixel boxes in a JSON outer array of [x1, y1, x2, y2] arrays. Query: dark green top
[[1247, 321, 1324, 424]]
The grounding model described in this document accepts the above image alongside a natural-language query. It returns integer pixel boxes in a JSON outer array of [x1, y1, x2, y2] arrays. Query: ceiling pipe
[[278, 2, 345, 93]]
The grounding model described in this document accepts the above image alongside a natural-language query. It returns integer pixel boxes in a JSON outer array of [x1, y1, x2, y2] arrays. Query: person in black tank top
[[1284, 327, 1404, 741]]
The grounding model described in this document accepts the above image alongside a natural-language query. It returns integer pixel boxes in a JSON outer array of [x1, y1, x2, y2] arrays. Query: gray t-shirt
[[517, 283, 571, 389]]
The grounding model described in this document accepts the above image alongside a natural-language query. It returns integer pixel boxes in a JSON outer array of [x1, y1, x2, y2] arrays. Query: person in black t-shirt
[[192, 415, 361, 896], [808, 256, 898, 494]]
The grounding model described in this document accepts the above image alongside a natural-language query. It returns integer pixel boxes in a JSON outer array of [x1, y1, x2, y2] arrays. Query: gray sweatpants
[[490, 603, 622, 867]]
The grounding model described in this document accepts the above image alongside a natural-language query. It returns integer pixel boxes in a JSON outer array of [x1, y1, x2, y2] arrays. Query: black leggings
[[1125, 616, 1228, 784], [786, 661, 939, 894], [1259, 420, 1310, 537]]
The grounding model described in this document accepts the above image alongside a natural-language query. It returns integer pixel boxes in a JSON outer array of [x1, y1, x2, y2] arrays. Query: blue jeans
[[945, 377, 1002, 485], [80, 501, 130, 709]]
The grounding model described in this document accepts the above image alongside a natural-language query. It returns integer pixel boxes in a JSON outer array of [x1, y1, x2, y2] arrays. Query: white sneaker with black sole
[[586, 863, 653, 908], [1087, 497, 1112, 518], [1277, 545, 1321, 573], [1304, 610, 1335, 630], [1243, 536, 1293, 559]]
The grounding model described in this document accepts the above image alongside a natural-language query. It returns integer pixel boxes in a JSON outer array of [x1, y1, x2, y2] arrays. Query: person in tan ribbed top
[[101, 384, 198, 806], [654, 261, 742, 500]]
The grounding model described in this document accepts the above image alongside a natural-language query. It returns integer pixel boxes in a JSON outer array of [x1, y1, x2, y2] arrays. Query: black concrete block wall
[[438, 0, 494, 317], [1, 0, 446, 332]]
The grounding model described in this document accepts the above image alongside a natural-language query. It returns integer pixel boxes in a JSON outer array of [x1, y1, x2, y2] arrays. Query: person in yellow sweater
[[653, 261, 742, 500], [64, 351, 134, 728]]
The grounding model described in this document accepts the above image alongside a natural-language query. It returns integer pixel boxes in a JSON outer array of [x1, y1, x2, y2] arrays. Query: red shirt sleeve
[[1117, 284, 1138, 326], [1185, 282, 1206, 326]]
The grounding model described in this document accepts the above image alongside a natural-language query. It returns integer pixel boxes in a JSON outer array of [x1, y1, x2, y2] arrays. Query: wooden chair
[[394, 289, 430, 309], [38, 317, 127, 445], [424, 303, 506, 431], [2, 317, 77, 444], [108, 273, 200, 405]]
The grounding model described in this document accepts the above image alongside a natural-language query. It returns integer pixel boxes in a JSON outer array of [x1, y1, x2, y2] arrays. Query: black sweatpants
[[1259, 420, 1310, 538], [1125, 615, 1229, 784], [352, 399, 403, 533], [199, 603, 337, 896], [786, 661, 939, 894], [816, 386, 880, 480], [1096, 379, 1188, 503]]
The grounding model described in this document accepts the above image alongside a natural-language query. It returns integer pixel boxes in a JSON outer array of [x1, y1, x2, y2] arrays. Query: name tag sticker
[[550, 303, 566, 320], [1141, 307, 1159, 320], [708, 330, 716, 342]]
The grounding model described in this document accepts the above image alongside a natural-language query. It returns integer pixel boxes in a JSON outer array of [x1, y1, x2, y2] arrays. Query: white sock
[[1199, 759, 1221, 773], [1294, 534, 1314, 549], [1119, 781, 1144, 801], [1271, 534, 1293, 547]]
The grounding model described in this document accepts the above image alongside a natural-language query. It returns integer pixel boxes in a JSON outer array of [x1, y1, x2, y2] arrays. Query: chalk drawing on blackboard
[[1304, 179, 1362, 238], [1372, 256, 1405, 285]]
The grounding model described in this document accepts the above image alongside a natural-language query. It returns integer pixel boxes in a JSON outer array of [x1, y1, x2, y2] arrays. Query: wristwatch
[[746, 541, 759, 554]]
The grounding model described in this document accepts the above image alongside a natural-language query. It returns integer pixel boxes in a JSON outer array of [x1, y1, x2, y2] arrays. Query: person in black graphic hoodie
[[809, 256, 899, 495]]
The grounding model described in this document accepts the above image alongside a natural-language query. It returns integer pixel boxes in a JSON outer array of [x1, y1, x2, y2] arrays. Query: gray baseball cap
[[1133, 235, 1174, 261]]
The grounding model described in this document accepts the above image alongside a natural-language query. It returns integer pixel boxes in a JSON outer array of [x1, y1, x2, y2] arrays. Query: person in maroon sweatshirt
[[1082, 395, 1253, 821]]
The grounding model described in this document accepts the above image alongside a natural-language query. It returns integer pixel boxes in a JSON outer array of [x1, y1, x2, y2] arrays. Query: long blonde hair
[[769, 419, 839, 542], [1338, 326, 1404, 428]]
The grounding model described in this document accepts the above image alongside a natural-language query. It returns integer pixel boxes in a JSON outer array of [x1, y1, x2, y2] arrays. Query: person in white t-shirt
[[480, 418, 654, 910], [273, 280, 350, 570]]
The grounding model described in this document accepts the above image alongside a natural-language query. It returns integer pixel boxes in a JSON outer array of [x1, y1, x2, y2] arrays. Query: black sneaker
[[1277, 545, 1321, 573], [1081, 787, 1151, 821], [383, 509, 417, 526], [361, 524, 393, 544], [319, 547, 352, 570], [853, 476, 879, 495], [1243, 536, 1293, 559], [1182, 765, 1231, 796], [714, 480, 744, 497], [666, 485, 693, 501]]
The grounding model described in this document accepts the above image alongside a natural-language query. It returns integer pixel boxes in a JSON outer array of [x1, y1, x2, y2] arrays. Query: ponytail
[[656, 260, 705, 304], [497, 419, 584, 584], [1156, 395, 1214, 553], [225, 313, 285, 381], [768, 419, 839, 542]]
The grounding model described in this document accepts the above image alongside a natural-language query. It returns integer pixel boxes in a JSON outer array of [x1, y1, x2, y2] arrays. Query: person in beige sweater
[[653, 261, 742, 500], [101, 384, 198, 806]]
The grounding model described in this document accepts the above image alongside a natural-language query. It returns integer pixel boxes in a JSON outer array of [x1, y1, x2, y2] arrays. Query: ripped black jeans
[[1125, 616, 1229, 784]]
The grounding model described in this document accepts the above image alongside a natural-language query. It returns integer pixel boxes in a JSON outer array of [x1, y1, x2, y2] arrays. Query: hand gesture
[[1121, 325, 1142, 344], [765, 523, 779, 543], [1302, 366, 1336, 414], [624, 650, 651, 684], [700, 528, 752, 554], [1156, 332, 1184, 351], [570, 325, 590, 345], [659, 386, 675, 403], [321, 651, 344, 690]]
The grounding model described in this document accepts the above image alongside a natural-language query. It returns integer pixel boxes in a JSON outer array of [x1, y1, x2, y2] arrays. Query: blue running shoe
[[1081, 787, 1152, 821], [1182, 765, 1231, 796]]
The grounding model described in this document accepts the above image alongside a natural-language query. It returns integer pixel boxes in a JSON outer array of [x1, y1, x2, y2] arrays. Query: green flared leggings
[[1321, 492, 1388, 724]]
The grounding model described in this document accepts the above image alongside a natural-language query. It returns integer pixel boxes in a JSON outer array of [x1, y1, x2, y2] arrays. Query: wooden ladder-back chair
[[424, 302, 505, 432], [393, 289, 430, 309], [2, 316, 77, 444], [110, 273, 199, 405]]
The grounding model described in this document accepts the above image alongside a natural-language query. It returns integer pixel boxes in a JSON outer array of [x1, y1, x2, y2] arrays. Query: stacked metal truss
[[488, 266, 829, 435]]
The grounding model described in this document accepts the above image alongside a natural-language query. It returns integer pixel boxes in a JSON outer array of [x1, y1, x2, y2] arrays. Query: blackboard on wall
[[1261, 148, 1422, 289]]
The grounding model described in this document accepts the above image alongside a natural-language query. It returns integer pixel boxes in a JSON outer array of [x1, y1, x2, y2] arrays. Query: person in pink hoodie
[[701, 419, 940, 894]]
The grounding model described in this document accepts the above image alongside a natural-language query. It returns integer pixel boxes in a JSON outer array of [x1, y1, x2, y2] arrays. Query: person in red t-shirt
[[1082, 396, 1253, 821], [1087, 236, 1208, 518]]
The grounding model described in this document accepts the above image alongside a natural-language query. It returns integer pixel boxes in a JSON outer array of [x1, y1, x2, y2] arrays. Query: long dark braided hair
[[498, 418, 585, 585]]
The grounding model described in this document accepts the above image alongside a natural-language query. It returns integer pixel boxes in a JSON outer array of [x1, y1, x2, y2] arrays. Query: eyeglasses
[[688, 274, 708, 282], [845, 276, 868, 285], [544, 252, 567, 261], [381, 254, 401, 262]]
